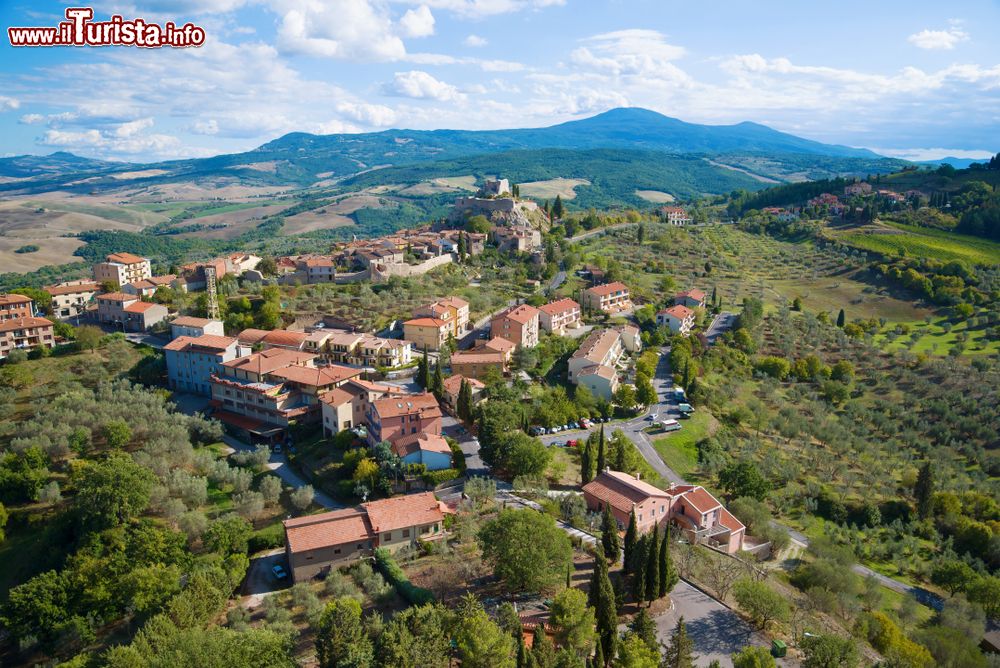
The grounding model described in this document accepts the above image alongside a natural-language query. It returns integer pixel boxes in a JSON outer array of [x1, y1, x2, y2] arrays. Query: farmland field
[[836, 222, 1000, 266], [517, 178, 590, 200], [634, 189, 675, 203]]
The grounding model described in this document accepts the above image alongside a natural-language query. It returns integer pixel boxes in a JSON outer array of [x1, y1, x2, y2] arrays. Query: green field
[[651, 411, 717, 480], [837, 222, 1000, 266], [872, 314, 1000, 356]]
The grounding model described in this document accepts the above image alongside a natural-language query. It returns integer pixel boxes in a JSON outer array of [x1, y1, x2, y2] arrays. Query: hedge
[[373, 547, 435, 605], [421, 468, 461, 487]]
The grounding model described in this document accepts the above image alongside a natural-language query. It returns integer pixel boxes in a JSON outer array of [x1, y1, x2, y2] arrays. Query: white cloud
[[400, 5, 435, 38], [570, 30, 688, 80], [191, 119, 219, 135], [40, 129, 103, 147], [395, 0, 564, 19], [19, 114, 44, 125], [38, 119, 182, 156], [908, 27, 968, 50], [314, 119, 364, 134], [0, 96, 20, 112], [273, 0, 406, 61], [114, 117, 154, 138], [383, 70, 465, 101], [336, 101, 398, 126], [463, 34, 487, 47]]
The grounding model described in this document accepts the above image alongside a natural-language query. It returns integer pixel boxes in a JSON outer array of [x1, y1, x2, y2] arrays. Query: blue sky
[[1, 0, 998, 162]]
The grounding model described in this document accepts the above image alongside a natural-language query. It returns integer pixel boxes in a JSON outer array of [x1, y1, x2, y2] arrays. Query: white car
[[646, 413, 658, 422]]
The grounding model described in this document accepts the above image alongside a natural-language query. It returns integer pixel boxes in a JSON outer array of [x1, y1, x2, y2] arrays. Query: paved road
[[546, 269, 567, 294], [704, 311, 737, 345], [459, 298, 518, 349]]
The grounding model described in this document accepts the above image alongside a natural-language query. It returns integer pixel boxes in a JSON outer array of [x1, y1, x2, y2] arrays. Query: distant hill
[[0, 108, 908, 198]]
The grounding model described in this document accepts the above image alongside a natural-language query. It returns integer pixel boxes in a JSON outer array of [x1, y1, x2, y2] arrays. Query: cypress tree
[[631, 534, 647, 603], [419, 346, 430, 388], [711, 286, 718, 309], [591, 636, 604, 668], [630, 608, 658, 653], [581, 436, 594, 484], [659, 527, 677, 597], [532, 623, 555, 668], [915, 461, 935, 519], [596, 425, 606, 472], [553, 195, 564, 219], [590, 551, 617, 663], [458, 378, 473, 422], [662, 616, 697, 668], [517, 631, 530, 668], [837, 308, 846, 328], [432, 358, 443, 396], [600, 504, 620, 562], [645, 529, 660, 604], [623, 508, 638, 573]]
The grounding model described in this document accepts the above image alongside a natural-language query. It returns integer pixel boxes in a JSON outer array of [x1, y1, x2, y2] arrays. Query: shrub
[[373, 547, 435, 605]]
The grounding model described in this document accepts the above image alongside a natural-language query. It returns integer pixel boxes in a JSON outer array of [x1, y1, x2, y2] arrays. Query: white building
[[164, 334, 248, 396]]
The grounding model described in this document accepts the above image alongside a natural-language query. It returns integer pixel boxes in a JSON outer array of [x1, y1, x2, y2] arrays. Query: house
[[320, 379, 410, 436], [93, 252, 151, 287], [170, 316, 225, 340], [96, 292, 168, 331], [0, 293, 35, 321], [441, 374, 485, 411], [617, 325, 642, 353], [354, 335, 413, 369], [538, 298, 581, 334], [567, 328, 634, 400], [674, 289, 707, 309], [844, 182, 873, 197], [657, 305, 695, 335], [259, 329, 309, 352], [44, 282, 99, 318], [576, 365, 619, 400], [581, 281, 631, 313], [403, 317, 451, 352], [392, 432, 453, 470], [415, 297, 470, 336], [281, 491, 447, 582], [583, 470, 745, 554], [164, 334, 248, 395], [122, 275, 176, 298], [490, 304, 540, 349], [479, 336, 516, 362], [0, 317, 54, 359], [450, 350, 508, 380], [660, 207, 692, 226], [493, 225, 542, 253], [366, 392, 443, 446]]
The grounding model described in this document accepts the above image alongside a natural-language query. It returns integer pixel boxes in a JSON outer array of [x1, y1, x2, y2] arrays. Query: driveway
[[705, 311, 737, 345], [242, 548, 290, 606], [441, 413, 487, 476]]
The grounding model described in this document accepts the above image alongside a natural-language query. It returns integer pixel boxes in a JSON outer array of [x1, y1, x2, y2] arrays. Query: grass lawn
[[651, 410, 717, 480], [872, 315, 1000, 356], [837, 222, 1000, 266]]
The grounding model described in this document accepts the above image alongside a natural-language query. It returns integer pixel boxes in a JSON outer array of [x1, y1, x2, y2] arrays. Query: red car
[[565, 439, 579, 448]]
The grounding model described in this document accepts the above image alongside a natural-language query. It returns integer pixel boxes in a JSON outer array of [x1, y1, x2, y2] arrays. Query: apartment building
[[414, 297, 470, 336], [96, 292, 168, 331], [44, 282, 99, 319], [93, 252, 151, 287], [164, 334, 248, 395], [0, 316, 54, 360], [365, 392, 442, 446], [656, 305, 695, 335], [0, 293, 34, 321], [490, 303, 539, 349], [450, 350, 508, 380], [170, 316, 225, 339], [537, 298, 582, 334], [320, 379, 410, 436], [402, 317, 451, 352], [581, 281, 631, 313], [567, 328, 631, 400]]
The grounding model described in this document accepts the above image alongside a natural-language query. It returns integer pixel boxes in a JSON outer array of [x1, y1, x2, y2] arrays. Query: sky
[[0, 0, 998, 163]]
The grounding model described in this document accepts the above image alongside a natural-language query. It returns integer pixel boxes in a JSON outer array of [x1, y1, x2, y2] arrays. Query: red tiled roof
[[44, 283, 98, 296], [0, 316, 53, 333], [284, 508, 372, 553], [222, 348, 316, 375], [582, 470, 671, 515], [163, 334, 236, 353], [263, 330, 308, 348], [363, 491, 444, 533], [484, 336, 516, 354], [371, 393, 441, 420], [123, 301, 159, 313], [0, 293, 32, 306], [97, 292, 137, 303], [451, 351, 505, 365], [659, 305, 694, 319], [171, 316, 214, 328], [538, 298, 580, 315], [442, 374, 485, 396], [718, 507, 745, 533], [237, 328, 271, 345], [106, 252, 146, 264], [496, 303, 539, 325], [679, 486, 722, 514], [268, 364, 360, 387], [676, 289, 706, 301], [404, 317, 449, 328], [587, 281, 629, 297], [320, 386, 356, 407], [392, 432, 452, 458]]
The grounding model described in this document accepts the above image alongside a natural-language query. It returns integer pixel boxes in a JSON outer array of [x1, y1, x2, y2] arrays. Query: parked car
[[568, 421, 579, 430], [562, 424, 571, 431], [660, 419, 681, 433], [566, 439, 579, 448], [273, 443, 283, 453], [678, 403, 694, 414], [550, 426, 562, 434], [271, 564, 288, 580], [529, 426, 546, 436], [646, 413, 658, 422], [580, 418, 592, 428]]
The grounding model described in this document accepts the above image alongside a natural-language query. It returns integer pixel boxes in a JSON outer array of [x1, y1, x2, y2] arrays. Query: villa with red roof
[[583, 470, 745, 554], [657, 304, 695, 335], [96, 292, 168, 331], [674, 289, 707, 309], [490, 303, 540, 349], [581, 281, 631, 313], [365, 392, 442, 446], [538, 298, 581, 334]]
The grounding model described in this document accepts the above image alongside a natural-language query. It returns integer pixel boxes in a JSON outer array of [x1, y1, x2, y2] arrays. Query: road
[[459, 298, 518, 349], [568, 221, 638, 243], [221, 433, 341, 509], [704, 311, 737, 345]]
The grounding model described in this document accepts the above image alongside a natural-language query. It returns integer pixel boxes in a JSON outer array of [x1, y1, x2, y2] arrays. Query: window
[[334, 548, 341, 554], [403, 529, 410, 538], [384, 532, 392, 541]]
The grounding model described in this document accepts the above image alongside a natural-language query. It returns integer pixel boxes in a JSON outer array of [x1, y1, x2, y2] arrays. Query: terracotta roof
[[676, 289, 706, 301], [363, 491, 444, 533], [484, 336, 516, 354], [0, 293, 32, 306], [578, 364, 617, 380], [126, 280, 157, 290], [437, 296, 468, 309], [451, 351, 505, 365], [267, 364, 360, 387], [237, 328, 271, 345], [106, 252, 147, 264], [392, 432, 452, 458], [678, 486, 722, 514], [371, 393, 441, 420], [572, 329, 621, 363], [586, 281, 629, 297], [97, 292, 137, 303], [171, 316, 215, 328], [123, 301, 159, 313], [718, 507, 745, 533], [222, 348, 316, 375], [404, 317, 449, 328], [324, 331, 365, 347], [320, 386, 356, 407], [284, 508, 373, 553], [304, 257, 335, 267], [538, 298, 580, 315], [262, 330, 308, 348], [442, 374, 484, 396], [164, 334, 237, 353], [44, 283, 98, 296], [0, 316, 53, 333], [148, 274, 176, 285], [660, 305, 694, 320], [582, 470, 671, 515], [495, 304, 539, 325]]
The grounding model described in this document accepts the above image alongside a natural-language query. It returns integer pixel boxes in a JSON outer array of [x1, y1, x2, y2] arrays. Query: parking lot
[[242, 548, 290, 607]]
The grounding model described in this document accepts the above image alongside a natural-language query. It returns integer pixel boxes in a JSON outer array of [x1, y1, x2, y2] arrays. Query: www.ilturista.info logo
[[8, 7, 206, 48]]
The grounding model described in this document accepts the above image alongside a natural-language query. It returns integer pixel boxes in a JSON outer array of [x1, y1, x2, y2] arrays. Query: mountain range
[[0, 108, 907, 197]]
